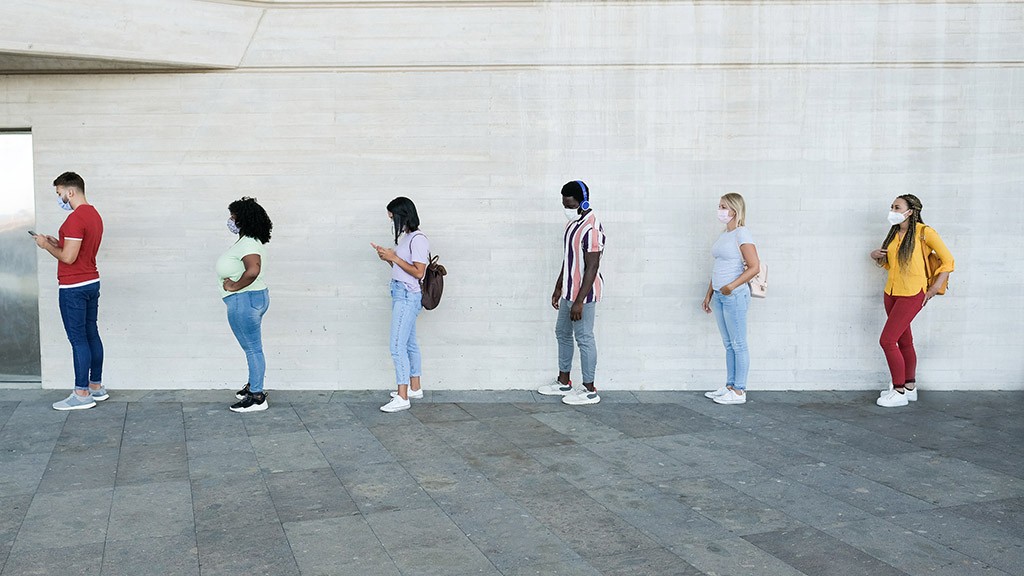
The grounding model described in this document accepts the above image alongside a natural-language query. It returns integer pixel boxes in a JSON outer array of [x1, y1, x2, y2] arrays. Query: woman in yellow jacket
[[869, 194, 954, 407]]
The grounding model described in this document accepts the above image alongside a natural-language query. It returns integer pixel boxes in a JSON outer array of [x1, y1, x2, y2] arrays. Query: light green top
[[216, 236, 267, 298]]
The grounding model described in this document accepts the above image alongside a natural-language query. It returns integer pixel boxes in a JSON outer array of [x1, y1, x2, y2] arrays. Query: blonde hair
[[721, 193, 746, 227]]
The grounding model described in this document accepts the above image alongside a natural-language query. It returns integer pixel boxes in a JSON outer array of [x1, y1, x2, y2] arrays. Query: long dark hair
[[387, 196, 420, 244], [881, 194, 924, 269], [229, 197, 273, 244]]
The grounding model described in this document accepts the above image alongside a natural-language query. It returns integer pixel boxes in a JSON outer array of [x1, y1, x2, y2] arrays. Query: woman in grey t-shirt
[[701, 193, 761, 405]]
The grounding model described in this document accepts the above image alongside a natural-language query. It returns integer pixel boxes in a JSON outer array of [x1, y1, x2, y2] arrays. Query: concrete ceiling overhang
[[0, 0, 263, 74]]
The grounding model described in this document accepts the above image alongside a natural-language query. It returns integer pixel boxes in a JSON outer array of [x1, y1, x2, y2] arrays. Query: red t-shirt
[[57, 204, 103, 286]]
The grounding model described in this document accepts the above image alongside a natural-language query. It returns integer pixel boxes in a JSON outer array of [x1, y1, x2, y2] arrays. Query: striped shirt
[[561, 210, 606, 303]]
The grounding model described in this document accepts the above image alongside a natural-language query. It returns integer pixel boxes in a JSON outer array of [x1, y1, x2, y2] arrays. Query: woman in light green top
[[216, 197, 272, 413]]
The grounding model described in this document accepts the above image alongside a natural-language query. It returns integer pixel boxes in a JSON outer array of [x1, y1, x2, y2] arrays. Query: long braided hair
[[881, 194, 924, 269]]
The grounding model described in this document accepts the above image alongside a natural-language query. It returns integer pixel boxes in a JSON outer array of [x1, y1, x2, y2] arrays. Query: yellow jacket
[[883, 223, 955, 296]]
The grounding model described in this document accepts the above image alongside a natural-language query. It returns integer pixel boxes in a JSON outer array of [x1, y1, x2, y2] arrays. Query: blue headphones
[[575, 180, 590, 211]]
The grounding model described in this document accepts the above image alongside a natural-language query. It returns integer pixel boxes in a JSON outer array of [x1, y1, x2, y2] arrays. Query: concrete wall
[[2, 1, 1022, 390]]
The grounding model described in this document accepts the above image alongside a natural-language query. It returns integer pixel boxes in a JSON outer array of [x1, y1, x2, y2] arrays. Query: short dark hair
[[53, 172, 85, 193], [387, 197, 420, 244], [561, 180, 588, 204], [229, 197, 273, 244]]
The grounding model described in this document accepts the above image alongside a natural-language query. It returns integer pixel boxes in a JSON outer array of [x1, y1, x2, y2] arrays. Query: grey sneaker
[[562, 386, 601, 406], [90, 386, 109, 401], [537, 379, 573, 396], [53, 392, 97, 411]]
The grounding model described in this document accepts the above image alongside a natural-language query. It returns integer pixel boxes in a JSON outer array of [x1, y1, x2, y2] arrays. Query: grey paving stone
[[100, 533, 200, 576], [346, 400, 422, 428], [886, 508, 1024, 575], [265, 467, 359, 523], [511, 488, 660, 559], [704, 428, 822, 471], [433, 390, 537, 403], [283, 516, 401, 576], [115, 441, 189, 486], [36, 446, 119, 493], [943, 443, 1024, 480], [12, 487, 112, 549], [743, 526, 909, 576], [426, 419, 523, 457], [328, 390, 384, 403], [365, 507, 497, 576], [1, 542, 103, 576], [268, 390, 333, 404], [576, 405, 684, 438], [627, 403, 732, 434], [525, 444, 638, 490], [196, 523, 300, 576], [190, 472, 280, 533], [334, 460, 436, 514], [106, 480, 195, 541], [0, 419, 63, 454], [0, 452, 50, 496], [583, 480, 731, 547], [293, 400, 360, 430], [655, 477, 804, 536], [940, 497, 1024, 538], [583, 439, 708, 484], [411, 402, 476, 423], [186, 436, 261, 479], [780, 462, 935, 516], [310, 424, 397, 470], [587, 547, 706, 576], [499, 559, 602, 576], [485, 415, 576, 450], [150, 390, 229, 403], [718, 471, 874, 528], [122, 402, 185, 445], [0, 402, 19, 430], [242, 403, 309, 437], [529, 410, 629, 444], [447, 502, 584, 571], [671, 537, 809, 576], [181, 403, 247, 440], [823, 517, 1014, 576], [458, 402, 530, 420], [250, 430, 330, 472], [0, 495, 31, 566], [641, 434, 770, 477], [369, 421, 455, 463]]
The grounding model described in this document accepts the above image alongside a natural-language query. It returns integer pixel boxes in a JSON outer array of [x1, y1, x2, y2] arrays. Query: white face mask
[[227, 218, 240, 234], [887, 210, 909, 225], [717, 209, 733, 224], [564, 208, 580, 221]]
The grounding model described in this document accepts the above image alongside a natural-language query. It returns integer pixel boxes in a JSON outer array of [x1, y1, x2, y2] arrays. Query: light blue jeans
[[711, 284, 750, 391], [224, 289, 269, 393], [555, 299, 597, 383], [390, 280, 423, 385]]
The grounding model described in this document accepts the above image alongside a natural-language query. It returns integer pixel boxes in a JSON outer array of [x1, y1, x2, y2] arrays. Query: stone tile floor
[[0, 388, 1021, 576]]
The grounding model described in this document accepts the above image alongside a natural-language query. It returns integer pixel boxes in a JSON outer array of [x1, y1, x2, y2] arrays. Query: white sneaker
[[390, 389, 424, 399], [380, 396, 411, 413], [879, 385, 917, 401], [704, 386, 730, 399], [713, 389, 747, 405], [876, 389, 909, 408], [537, 379, 573, 396], [561, 386, 601, 406]]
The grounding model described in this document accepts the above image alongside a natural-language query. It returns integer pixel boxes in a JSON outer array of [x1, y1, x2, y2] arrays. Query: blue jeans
[[711, 284, 750, 390], [58, 282, 104, 390], [224, 289, 269, 393], [390, 280, 422, 385], [555, 299, 597, 383]]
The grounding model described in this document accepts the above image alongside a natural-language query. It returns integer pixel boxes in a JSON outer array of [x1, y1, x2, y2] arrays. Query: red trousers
[[880, 291, 925, 387]]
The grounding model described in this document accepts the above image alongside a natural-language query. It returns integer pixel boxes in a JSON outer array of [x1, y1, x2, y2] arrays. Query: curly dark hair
[[229, 197, 273, 244], [881, 194, 924, 269]]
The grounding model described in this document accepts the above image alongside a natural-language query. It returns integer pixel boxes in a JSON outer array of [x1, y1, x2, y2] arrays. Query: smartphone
[[28, 230, 37, 236]]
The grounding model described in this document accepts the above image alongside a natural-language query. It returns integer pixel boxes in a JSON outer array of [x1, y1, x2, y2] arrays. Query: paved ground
[[0, 388, 1021, 576]]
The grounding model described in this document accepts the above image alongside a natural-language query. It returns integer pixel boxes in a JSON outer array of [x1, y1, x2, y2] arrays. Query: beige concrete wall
[[1, 1, 1022, 390]]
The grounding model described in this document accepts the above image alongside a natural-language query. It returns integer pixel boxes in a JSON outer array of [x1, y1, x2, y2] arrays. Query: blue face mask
[[57, 195, 72, 211], [227, 218, 240, 234]]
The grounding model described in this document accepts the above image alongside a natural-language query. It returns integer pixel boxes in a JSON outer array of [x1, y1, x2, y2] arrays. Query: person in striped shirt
[[538, 180, 605, 406]]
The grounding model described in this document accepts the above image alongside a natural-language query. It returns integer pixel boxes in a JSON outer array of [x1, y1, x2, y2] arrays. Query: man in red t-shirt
[[34, 172, 107, 411]]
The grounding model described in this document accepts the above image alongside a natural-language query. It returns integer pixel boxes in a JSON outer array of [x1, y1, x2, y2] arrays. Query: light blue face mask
[[57, 195, 72, 211], [227, 218, 240, 234]]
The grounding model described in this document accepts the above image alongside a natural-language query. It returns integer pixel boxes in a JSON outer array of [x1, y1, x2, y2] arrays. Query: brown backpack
[[411, 233, 446, 310]]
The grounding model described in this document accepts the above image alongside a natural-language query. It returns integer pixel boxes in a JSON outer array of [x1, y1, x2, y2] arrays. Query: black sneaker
[[230, 392, 268, 413], [234, 383, 250, 400]]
